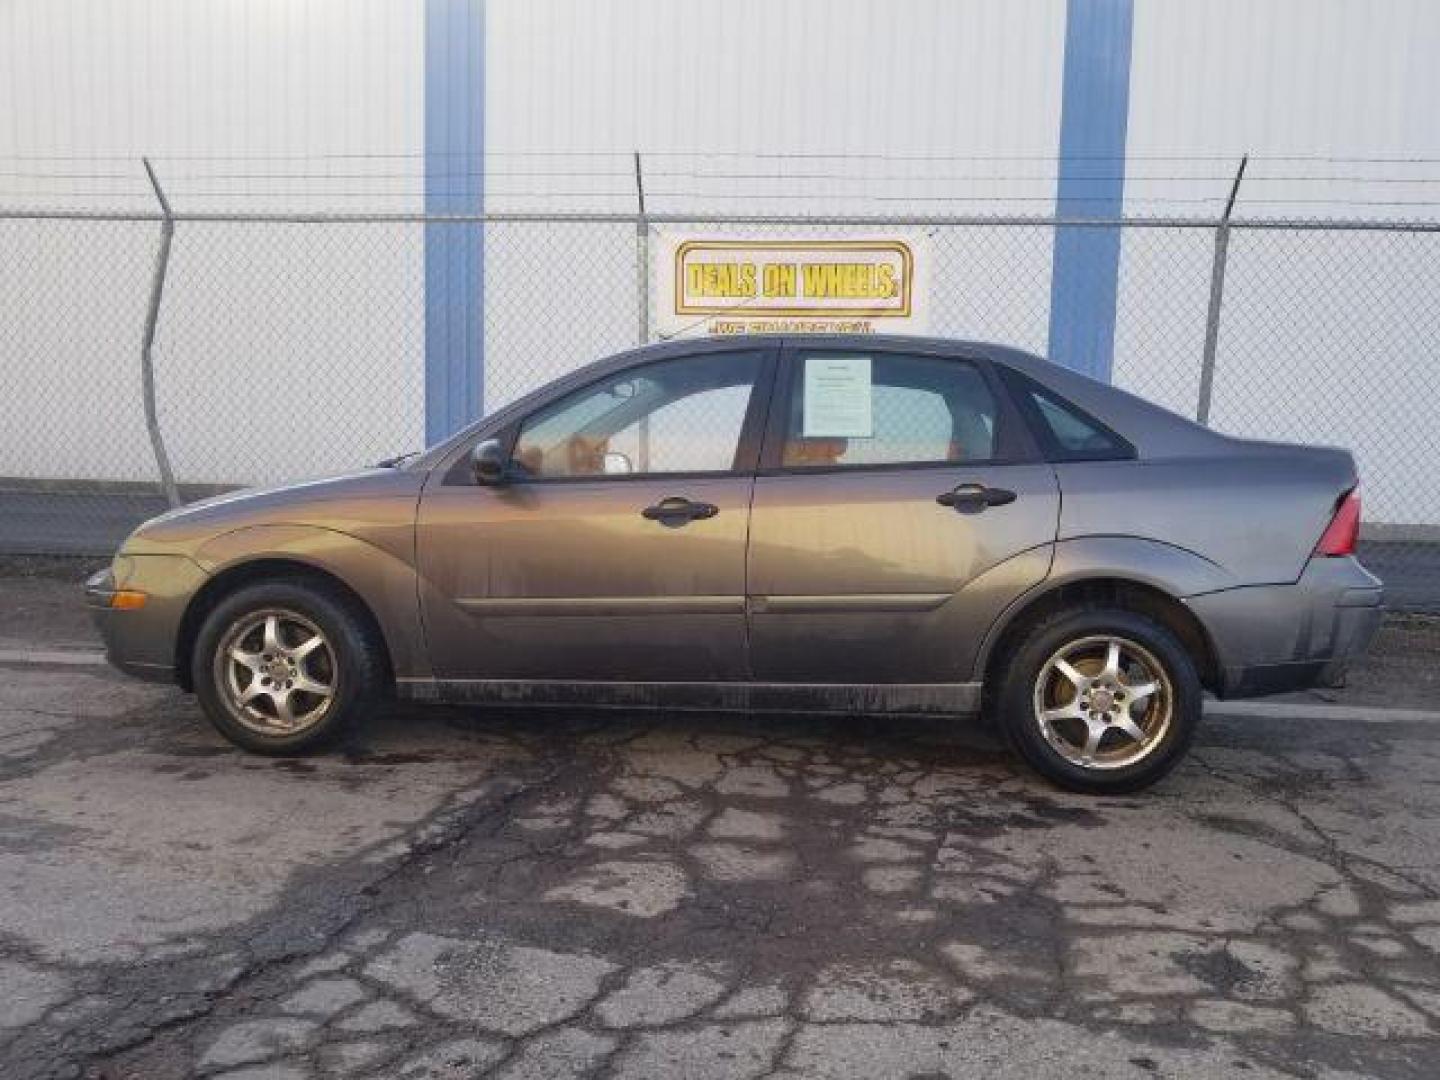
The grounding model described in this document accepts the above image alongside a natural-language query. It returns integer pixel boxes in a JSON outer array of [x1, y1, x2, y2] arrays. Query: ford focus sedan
[[86, 336, 1383, 793]]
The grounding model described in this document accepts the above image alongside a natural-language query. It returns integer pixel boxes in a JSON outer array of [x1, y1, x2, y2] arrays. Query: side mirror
[[471, 439, 509, 485]]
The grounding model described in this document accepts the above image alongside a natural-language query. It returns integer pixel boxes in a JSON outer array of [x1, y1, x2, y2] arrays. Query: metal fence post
[[634, 151, 650, 345], [139, 158, 182, 508], [634, 151, 651, 470], [1195, 155, 1248, 426]]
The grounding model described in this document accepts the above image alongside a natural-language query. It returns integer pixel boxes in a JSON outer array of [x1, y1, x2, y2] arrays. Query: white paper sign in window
[[803, 355, 872, 437]]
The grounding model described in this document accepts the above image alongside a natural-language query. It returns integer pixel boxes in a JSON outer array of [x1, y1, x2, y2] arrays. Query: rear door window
[[779, 351, 998, 469]]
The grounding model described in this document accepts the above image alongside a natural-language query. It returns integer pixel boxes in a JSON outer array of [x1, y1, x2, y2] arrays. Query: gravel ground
[[0, 660, 1438, 1079]]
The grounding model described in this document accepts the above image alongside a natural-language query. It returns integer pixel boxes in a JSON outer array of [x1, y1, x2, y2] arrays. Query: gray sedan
[[86, 336, 1382, 792]]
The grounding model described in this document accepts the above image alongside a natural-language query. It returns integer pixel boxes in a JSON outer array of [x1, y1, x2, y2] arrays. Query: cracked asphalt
[[3, 657, 1440, 1080]]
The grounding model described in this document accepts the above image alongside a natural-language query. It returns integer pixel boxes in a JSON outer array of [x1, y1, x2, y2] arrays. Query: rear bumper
[[1186, 556, 1383, 699]]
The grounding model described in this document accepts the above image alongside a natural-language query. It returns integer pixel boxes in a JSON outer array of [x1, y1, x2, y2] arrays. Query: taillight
[[1315, 488, 1360, 557]]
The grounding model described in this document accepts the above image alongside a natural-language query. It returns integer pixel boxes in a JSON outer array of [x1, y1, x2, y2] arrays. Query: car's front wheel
[[997, 608, 1201, 793], [192, 578, 382, 754]]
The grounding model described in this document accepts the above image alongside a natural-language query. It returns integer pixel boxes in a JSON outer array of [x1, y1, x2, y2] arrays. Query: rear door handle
[[641, 496, 719, 524], [936, 483, 1017, 512]]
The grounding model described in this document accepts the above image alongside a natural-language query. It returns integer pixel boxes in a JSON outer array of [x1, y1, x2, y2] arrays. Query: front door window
[[512, 351, 763, 479]]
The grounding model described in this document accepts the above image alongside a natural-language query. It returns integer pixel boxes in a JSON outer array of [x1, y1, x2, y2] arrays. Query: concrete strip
[[1205, 699, 1440, 724], [0, 649, 107, 667]]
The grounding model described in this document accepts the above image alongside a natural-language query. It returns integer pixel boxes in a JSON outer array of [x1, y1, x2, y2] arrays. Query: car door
[[746, 341, 1059, 685], [416, 347, 775, 682]]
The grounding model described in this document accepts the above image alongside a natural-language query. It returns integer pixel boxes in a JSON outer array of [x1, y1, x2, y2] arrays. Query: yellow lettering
[[802, 263, 840, 298], [762, 262, 797, 297], [801, 262, 900, 300], [687, 261, 757, 298], [876, 264, 896, 298]]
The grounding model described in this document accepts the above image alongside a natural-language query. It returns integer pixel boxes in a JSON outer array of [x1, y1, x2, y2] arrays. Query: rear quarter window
[[999, 366, 1135, 462]]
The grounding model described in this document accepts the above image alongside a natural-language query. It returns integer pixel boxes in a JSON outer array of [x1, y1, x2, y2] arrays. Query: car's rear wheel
[[192, 579, 381, 754], [996, 607, 1200, 793]]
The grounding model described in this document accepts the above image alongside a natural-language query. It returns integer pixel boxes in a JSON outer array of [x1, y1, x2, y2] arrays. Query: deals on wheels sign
[[656, 234, 930, 338]]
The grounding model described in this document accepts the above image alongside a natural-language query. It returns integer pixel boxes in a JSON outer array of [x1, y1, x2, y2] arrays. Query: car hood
[[124, 468, 426, 553]]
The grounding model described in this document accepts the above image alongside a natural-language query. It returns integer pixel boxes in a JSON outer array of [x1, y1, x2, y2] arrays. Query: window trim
[[757, 342, 1040, 476], [996, 364, 1137, 463], [443, 346, 779, 486]]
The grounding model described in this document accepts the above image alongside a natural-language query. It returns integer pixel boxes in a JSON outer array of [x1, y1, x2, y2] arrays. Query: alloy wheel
[[214, 608, 338, 736], [1032, 634, 1173, 770]]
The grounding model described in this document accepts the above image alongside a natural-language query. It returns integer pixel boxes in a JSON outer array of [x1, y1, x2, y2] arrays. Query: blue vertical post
[[1047, 0, 1134, 381], [424, 0, 486, 443]]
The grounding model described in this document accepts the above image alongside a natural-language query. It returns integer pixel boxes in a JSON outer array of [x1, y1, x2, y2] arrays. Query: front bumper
[[85, 555, 208, 683], [1186, 556, 1384, 699]]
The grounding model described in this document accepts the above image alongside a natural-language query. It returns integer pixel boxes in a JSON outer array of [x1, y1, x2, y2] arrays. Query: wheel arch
[[175, 557, 395, 693], [979, 576, 1223, 699]]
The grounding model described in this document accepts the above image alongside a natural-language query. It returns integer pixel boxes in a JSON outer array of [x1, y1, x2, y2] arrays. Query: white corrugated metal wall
[[1, 0, 1437, 521], [0, 0, 426, 485], [1122, 0, 1440, 524], [480, 0, 1069, 417]]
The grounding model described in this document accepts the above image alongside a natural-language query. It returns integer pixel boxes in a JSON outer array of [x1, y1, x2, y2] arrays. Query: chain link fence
[[1, 209, 1436, 611]]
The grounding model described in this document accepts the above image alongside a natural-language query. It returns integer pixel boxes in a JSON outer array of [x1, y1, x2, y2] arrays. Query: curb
[[1204, 699, 1440, 724], [0, 648, 109, 667]]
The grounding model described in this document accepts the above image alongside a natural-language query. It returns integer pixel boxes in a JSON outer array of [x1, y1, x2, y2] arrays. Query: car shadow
[[344, 700, 1015, 772]]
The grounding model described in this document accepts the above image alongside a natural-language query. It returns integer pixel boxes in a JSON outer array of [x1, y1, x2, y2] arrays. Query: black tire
[[994, 607, 1201, 794], [192, 577, 384, 754]]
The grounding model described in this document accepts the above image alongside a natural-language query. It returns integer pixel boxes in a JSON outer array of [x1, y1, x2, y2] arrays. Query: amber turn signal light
[[109, 590, 149, 610]]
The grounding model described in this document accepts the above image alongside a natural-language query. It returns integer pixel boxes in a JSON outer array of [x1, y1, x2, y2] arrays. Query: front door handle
[[641, 496, 719, 525], [936, 483, 1017, 512]]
